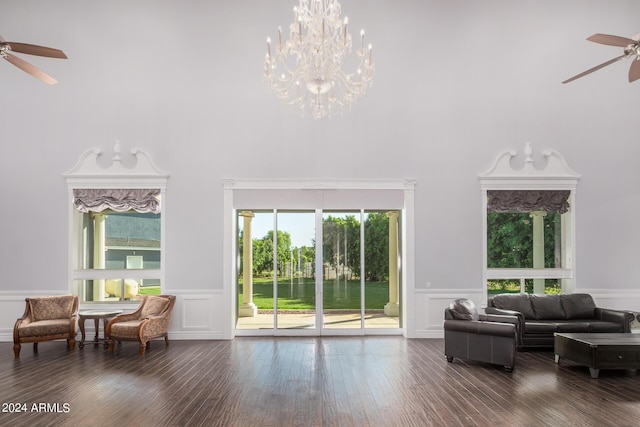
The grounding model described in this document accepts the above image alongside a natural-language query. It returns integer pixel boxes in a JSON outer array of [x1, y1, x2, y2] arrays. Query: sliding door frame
[[223, 179, 416, 338]]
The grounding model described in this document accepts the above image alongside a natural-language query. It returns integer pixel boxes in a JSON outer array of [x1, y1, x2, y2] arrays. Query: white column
[[385, 211, 399, 316], [92, 212, 107, 301], [560, 211, 573, 293], [530, 211, 547, 294], [238, 211, 257, 317]]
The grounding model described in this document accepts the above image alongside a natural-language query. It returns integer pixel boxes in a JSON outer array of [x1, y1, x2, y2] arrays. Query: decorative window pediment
[[479, 142, 580, 189], [63, 141, 168, 189]]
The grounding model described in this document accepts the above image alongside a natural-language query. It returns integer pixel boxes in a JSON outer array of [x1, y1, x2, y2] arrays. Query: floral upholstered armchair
[[13, 295, 79, 358], [106, 295, 176, 355]]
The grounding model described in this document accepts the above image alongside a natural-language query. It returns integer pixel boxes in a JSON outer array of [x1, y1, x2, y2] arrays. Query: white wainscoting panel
[[0, 290, 232, 342], [413, 289, 486, 339], [4, 289, 638, 342], [170, 290, 230, 340]]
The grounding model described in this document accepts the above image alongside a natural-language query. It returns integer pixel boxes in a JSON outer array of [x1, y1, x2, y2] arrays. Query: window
[[71, 192, 161, 301], [64, 144, 168, 303], [486, 191, 569, 295], [480, 144, 580, 299]]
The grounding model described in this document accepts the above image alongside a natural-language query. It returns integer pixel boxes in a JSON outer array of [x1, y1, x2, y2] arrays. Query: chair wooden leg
[[108, 340, 115, 352], [68, 339, 76, 351], [139, 343, 146, 355], [164, 336, 169, 346], [33, 342, 38, 353], [13, 344, 20, 358]]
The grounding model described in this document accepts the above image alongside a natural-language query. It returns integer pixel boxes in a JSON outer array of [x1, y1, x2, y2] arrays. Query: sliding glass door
[[322, 211, 362, 329], [275, 211, 316, 330], [236, 209, 401, 334]]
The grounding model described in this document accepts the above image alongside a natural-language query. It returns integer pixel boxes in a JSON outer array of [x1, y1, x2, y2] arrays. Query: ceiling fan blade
[[562, 54, 626, 84], [629, 58, 640, 82], [5, 42, 67, 59], [3, 53, 58, 85], [587, 33, 636, 47]]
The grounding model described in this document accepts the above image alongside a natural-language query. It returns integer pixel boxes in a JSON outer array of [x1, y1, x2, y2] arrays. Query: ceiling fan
[[0, 35, 67, 85], [562, 33, 640, 84]]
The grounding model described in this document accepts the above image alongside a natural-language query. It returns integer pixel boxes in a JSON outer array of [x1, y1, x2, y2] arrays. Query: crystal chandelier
[[263, 0, 374, 119]]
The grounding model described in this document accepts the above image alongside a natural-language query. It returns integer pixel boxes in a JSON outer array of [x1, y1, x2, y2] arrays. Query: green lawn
[[139, 286, 161, 295], [239, 277, 391, 310], [488, 279, 561, 295]]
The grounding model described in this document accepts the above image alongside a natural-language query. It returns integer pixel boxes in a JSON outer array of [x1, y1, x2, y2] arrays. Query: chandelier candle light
[[263, 0, 374, 119]]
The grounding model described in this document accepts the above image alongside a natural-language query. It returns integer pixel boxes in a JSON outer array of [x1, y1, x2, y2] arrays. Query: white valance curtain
[[487, 190, 571, 214], [73, 189, 161, 213]]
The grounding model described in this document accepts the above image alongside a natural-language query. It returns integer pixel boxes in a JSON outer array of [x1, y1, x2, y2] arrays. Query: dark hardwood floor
[[1, 337, 640, 426]]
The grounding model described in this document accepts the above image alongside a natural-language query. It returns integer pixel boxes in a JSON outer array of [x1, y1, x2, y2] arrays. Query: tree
[[487, 212, 532, 268], [487, 211, 562, 268], [343, 215, 362, 278], [239, 213, 392, 282], [294, 244, 316, 278], [364, 212, 389, 282], [322, 215, 361, 279], [238, 229, 287, 277], [253, 238, 272, 275], [262, 230, 291, 276]]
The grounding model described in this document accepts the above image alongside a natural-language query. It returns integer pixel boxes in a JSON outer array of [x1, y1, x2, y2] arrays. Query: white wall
[[2, 0, 640, 340]]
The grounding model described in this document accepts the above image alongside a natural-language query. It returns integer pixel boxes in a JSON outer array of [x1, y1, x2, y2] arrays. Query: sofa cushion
[[111, 320, 145, 339], [448, 299, 479, 321], [140, 296, 170, 318], [555, 321, 591, 333], [524, 321, 558, 334], [529, 294, 565, 320], [588, 321, 624, 333], [29, 296, 75, 322], [491, 294, 536, 319], [560, 293, 597, 319], [17, 319, 72, 338], [525, 320, 595, 334]]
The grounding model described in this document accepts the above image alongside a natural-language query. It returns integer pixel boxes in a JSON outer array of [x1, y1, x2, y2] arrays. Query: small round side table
[[78, 309, 123, 348]]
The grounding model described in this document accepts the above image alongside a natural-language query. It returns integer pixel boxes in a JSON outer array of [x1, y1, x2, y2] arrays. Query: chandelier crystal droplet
[[263, 0, 374, 119]]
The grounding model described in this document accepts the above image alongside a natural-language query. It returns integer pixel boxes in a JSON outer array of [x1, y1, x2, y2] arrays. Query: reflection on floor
[[236, 311, 400, 330]]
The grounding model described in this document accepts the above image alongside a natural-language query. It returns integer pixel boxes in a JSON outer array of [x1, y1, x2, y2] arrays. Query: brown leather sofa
[[444, 298, 517, 372], [485, 293, 634, 350]]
